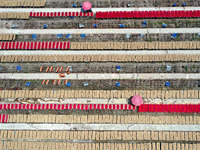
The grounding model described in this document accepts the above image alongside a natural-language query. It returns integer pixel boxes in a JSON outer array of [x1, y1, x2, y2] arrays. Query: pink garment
[[131, 95, 143, 106], [82, 1, 92, 10]]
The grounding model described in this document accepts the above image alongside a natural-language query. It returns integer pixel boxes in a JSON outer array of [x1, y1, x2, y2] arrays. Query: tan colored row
[[7, 114, 200, 125], [1, 90, 199, 99], [2, 141, 197, 150], [0, 0, 46, 7], [1, 130, 199, 142], [71, 41, 200, 50], [0, 34, 16, 41], [1, 54, 200, 63], [161, 143, 199, 150], [0, 12, 29, 19]]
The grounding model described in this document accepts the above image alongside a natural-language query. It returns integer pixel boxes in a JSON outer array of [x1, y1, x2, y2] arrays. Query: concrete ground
[[0, 123, 199, 131], [1, 50, 200, 55], [2, 98, 200, 104], [0, 73, 199, 80], [1, 28, 200, 34]]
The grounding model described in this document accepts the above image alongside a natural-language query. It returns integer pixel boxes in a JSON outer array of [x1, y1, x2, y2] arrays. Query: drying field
[[0, 1, 200, 150]]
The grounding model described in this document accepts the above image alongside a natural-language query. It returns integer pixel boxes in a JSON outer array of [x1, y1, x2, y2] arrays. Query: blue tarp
[[165, 82, 170, 87], [32, 34, 36, 40], [57, 34, 63, 38], [119, 24, 125, 28], [43, 24, 48, 29], [83, 82, 89, 86], [142, 21, 147, 27], [142, 21, 147, 24], [116, 66, 122, 69], [116, 82, 121, 87], [166, 65, 171, 71], [25, 82, 31, 86], [182, 3, 186, 6], [80, 34, 86, 38], [172, 3, 177, 6], [66, 34, 71, 38], [66, 82, 71, 87], [172, 33, 178, 38], [93, 24, 98, 28], [16, 66, 21, 71], [162, 24, 167, 28], [139, 34, 144, 37], [73, 4, 77, 7]]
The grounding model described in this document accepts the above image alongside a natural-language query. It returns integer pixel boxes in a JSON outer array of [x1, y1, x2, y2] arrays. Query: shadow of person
[[81, 8, 92, 13], [128, 96, 138, 111], [128, 96, 133, 105]]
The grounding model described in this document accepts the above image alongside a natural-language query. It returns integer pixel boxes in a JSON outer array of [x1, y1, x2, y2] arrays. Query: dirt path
[[14, 33, 199, 42], [2, 18, 200, 29], [45, 0, 200, 8], [0, 79, 199, 90], [0, 62, 199, 73]]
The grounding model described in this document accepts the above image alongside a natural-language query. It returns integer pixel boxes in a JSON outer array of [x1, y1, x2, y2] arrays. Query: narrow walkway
[[0, 124, 199, 131], [1, 50, 200, 55], [0, 7, 199, 13], [2, 98, 200, 104], [0, 73, 199, 80], [0, 28, 200, 35]]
